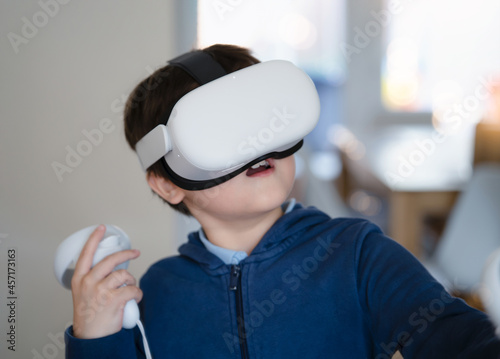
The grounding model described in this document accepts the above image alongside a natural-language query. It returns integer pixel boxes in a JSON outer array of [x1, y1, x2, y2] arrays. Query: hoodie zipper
[[229, 265, 249, 359]]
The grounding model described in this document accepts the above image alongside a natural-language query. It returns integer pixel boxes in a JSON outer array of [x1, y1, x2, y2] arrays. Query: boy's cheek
[[186, 183, 234, 210], [191, 192, 211, 209]]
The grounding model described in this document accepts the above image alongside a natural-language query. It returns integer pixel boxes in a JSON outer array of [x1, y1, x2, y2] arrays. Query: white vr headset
[[135, 51, 320, 190]]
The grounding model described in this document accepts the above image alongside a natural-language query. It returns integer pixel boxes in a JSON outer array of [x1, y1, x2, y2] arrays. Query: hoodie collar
[[178, 202, 331, 271], [197, 199, 297, 265]]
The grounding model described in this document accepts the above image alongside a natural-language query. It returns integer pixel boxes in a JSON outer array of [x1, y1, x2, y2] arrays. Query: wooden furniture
[[389, 191, 458, 256], [339, 124, 474, 258], [473, 122, 500, 165]]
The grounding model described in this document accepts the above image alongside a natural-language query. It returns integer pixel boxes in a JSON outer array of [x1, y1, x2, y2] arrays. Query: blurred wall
[[0, 1, 180, 358]]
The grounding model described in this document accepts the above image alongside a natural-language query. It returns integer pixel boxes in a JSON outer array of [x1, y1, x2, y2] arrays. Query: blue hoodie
[[65, 204, 500, 358]]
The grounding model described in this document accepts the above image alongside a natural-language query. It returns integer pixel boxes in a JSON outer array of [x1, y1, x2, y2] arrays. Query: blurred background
[[1, 0, 500, 357]]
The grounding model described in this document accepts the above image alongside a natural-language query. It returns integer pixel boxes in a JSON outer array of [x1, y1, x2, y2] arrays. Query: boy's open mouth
[[246, 158, 275, 177]]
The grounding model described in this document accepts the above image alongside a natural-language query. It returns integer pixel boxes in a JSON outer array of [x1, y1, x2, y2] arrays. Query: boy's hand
[[70, 225, 143, 339]]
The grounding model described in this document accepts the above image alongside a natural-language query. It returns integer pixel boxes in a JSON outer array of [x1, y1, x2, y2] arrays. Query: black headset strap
[[158, 51, 227, 126], [168, 51, 227, 85]]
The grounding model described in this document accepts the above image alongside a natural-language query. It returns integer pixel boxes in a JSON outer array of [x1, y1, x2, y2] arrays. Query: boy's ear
[[146, 173, 185, 205]]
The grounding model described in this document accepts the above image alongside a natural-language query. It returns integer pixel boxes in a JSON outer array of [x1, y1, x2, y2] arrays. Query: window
[[381, 0, 500, 126]]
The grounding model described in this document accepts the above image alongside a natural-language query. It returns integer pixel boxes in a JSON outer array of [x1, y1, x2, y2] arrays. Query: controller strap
[[137, 320, 152, 359]]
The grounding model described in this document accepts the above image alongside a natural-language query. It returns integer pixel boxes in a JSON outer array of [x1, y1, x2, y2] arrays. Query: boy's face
[[155, 155, 296, 221]]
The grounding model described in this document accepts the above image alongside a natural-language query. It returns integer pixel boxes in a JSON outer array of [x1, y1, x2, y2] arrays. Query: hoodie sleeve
[[356, 223, 500, 359], [65, 325, 146, 359]]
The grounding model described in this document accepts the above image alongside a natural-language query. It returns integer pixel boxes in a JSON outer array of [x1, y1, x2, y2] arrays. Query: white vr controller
[[54, 225, 140, 329]]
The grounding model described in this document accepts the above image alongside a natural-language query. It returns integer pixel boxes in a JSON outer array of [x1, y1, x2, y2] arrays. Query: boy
[[65, 44, 500, 358]]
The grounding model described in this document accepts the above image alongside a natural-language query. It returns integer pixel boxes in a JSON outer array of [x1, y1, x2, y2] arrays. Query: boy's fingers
[[89, 249, 140, 282], [73, 225, 106, 278], [115, 285, 143, 305], [101, 269, 137, 290]]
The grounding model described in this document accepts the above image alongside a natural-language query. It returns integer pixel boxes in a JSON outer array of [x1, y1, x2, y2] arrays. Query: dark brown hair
[[124, 44, 260, 215]]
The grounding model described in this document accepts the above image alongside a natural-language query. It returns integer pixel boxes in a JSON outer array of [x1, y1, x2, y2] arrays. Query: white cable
[[136, 320, 152, 359]]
